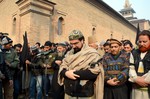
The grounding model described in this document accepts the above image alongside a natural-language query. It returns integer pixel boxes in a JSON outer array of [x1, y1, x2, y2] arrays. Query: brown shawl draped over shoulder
[[58, 44, 104, 99]]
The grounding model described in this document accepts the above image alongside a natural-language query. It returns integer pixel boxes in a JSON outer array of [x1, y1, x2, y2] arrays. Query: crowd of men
[[0, 29, 149, 99]]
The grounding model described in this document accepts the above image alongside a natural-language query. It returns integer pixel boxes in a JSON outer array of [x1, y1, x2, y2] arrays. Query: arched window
[[57, 17, 64, 35], [12, 17, 16, 35], [92, 27, 96, 35]]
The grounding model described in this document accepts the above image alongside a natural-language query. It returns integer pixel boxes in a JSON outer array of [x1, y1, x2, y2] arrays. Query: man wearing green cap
[[58, 30, 104, 99]]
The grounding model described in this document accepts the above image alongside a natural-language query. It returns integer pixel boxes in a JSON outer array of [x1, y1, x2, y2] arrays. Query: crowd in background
[[0, 29, 149, 99]]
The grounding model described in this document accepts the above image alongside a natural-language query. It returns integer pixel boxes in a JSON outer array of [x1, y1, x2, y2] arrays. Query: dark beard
[[73, 48, 81, 54], [139, 45, 150, 52]]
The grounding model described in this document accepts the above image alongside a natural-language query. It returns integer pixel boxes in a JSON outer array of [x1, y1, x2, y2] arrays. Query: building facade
[[0, 0, 137, 45], [120, 0, 150, 31]]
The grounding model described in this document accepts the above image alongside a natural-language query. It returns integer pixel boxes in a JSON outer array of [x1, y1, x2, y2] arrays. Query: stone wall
[[0, 0, 137, 46]]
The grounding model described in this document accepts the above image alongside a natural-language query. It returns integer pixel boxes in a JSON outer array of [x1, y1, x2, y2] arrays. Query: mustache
[[111, 50, 116, 52], [139, 46, 150, 52], [139, 46, 145, 49]]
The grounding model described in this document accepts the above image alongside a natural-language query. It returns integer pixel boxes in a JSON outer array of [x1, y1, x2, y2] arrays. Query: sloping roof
[[130, 19, 148, 23], [130, 19, 150, 30]]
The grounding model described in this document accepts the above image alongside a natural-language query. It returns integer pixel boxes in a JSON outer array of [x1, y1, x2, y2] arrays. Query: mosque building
[[0, 0, 137, 45]]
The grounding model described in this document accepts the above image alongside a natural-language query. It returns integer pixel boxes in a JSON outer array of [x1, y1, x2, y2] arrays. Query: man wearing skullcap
[[58, 30, 104, 99], [88, 36, 105, 57], [88, 35, 99, 50]]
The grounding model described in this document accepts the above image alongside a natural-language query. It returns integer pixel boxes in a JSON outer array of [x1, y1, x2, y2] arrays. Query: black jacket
[[61, 69, 98, 97], [132, 49, 150, 97], [29, 54, 43, 76], [132, 49, 150, 76]]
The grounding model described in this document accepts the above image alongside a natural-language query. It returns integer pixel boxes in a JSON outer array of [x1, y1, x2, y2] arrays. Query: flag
[[20, 31, 30, 91], [135, 23, 140, 45], [21, 31, 29, 65]]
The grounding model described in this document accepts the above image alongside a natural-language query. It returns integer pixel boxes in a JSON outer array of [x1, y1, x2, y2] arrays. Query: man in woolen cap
[[0, 36, 12, 99], [1, 36, 20, 99], [0, 32, 9, 45], [58, 30, 104, 99], [103, 38, 129, 99]]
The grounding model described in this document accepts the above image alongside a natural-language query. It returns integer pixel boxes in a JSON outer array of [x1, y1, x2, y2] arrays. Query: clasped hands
[[135, 76, 149, 87], [107, 78, 120, 86]]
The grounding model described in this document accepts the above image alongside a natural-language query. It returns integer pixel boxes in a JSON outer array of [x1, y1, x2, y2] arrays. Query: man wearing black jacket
[[58, 30, 103, 99]]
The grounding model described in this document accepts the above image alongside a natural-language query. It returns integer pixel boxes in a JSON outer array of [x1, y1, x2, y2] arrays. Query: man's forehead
[[124, 44, 131, 47], [110, 43, 120, 47], [139, 35, 150, 40], [69, 39, 80, 43], [44, 46, 50, 48]]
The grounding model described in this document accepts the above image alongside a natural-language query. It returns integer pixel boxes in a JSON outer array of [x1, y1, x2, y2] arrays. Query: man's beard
[[139, 44, 150, 53], [74, 48, 81, 54]]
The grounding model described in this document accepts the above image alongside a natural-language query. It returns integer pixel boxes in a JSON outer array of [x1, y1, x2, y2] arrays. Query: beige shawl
[[95, 63, 104, 99], [58, 44, 104, 99]]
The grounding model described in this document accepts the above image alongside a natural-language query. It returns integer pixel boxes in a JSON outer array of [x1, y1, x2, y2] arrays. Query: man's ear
[[81, 39, 84, 44]]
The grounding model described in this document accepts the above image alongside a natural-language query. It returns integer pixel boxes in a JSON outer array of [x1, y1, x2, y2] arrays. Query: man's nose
[[140, 42, 144, 46], [71, 44, 76, 48]]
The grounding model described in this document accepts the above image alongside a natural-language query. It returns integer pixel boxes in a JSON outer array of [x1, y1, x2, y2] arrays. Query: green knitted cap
[[69, 30, 83, 40]]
